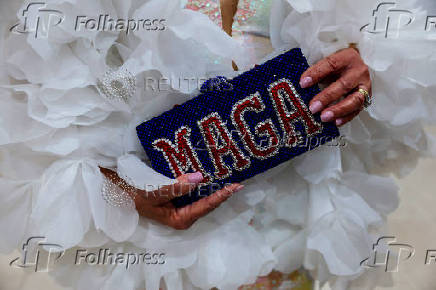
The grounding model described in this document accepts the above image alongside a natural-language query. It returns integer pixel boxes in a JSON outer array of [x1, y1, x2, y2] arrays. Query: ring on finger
[[358, 88, 371, 108]]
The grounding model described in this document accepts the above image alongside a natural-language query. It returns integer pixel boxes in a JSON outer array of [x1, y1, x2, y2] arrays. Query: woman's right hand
[[100, 168, 244, 230]]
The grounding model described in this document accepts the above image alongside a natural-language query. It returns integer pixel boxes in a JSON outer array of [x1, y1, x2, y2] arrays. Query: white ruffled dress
[[0, 0, 435, 289]]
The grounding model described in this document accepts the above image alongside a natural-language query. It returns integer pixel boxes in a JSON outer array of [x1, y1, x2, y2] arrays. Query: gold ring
[[358, 88, 371, 108]]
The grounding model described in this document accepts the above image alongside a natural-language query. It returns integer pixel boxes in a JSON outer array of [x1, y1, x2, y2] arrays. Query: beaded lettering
[[152, 79, 323, 180]]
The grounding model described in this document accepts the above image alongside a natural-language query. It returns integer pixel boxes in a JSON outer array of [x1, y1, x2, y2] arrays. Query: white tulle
[[0, 0, 435, 289]]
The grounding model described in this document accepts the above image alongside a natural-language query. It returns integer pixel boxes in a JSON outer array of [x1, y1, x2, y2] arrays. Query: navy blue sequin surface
[[137, 48, 340, 207]]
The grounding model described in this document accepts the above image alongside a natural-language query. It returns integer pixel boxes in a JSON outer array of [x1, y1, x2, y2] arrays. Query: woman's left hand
[[299, 47, 371, 126]]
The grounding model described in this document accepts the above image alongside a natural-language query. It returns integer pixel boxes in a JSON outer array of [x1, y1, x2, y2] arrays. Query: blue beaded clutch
[[137, 48, 340, 207]]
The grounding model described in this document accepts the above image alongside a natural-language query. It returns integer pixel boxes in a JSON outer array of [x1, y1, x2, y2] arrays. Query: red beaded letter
[[269, 79, 322, 147], [198, 112, 250, 179], [153, 126, 209, 181], [231, 93, 280, 159]]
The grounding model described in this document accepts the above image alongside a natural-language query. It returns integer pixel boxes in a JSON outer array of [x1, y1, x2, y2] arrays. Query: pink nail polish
[[336, 119, 343, 126], [321, 111, 334, 122], [187, 172, 203, 183], [309, 101, 323, 114], [300, 77, 312, 88], [234, 185, 244, 192]]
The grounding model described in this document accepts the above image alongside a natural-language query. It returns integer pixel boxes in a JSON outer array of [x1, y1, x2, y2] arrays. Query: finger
[[300, 49, 358, 88], [319, 89, 366, 122], [134, 199, 166, 220], [166, 183, 244, 230], [308, 70, 361, 114], [139, 172, 204, 205], [135, 202, 185, 229], [335, 110, 361, 127]]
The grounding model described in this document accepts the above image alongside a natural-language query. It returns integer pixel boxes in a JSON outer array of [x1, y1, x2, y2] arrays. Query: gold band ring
[[358, 88, 371, 108]]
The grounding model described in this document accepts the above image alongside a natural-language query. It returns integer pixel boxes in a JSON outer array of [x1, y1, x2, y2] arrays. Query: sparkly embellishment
[[96, 67, 136, 102], [136, 48, 340, 207], [184, 0, 258, 32], [185, 0, 222, 26], [101, 177, 135, 208], [234, 0, 257, 26]]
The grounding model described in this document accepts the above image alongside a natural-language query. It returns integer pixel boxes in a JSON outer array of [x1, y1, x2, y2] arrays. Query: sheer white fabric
[[0, 0, 434, 289]]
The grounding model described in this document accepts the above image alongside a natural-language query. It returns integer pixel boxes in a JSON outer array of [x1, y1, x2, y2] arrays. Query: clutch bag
[[137, 48, 340, 207]]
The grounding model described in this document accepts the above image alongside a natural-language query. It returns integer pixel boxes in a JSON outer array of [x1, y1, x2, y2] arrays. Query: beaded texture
[[137, 48, 340, 207], [96, 67, 136, 103], [101, 177, 136, 208], [185, 0, 258, 31]]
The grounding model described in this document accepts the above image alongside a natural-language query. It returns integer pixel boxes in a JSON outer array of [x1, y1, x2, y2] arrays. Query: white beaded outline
[[230, 92, 280, 160], [198, 112, 251, 180], [152, 126, 210, 180], [267, 78, 323, 148]]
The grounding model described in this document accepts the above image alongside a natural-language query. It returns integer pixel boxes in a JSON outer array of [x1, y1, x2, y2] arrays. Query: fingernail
[[234, 185, 244, 192], [321, 111, 334, 122], [300, 77, 312, 88], [187, 172, 203, 183], [335, 119, 343, 126], [309, 101, 323, 114]]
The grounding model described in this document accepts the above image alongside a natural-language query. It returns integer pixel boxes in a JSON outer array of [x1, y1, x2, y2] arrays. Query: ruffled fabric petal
[[0, 0, 434, 289], [269, 0, 436, 288]]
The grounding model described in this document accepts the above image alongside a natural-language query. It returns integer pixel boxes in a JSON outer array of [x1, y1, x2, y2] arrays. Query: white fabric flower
[[0, 0, 434, 289]]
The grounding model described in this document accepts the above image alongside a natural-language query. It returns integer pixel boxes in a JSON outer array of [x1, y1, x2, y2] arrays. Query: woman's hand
[[299, 47, 371, 126], [100, 168, 243, 230]]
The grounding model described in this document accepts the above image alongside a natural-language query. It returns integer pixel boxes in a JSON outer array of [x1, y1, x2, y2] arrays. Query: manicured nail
[[309, 101, 323, 114], [187, 172, 203, 183], [321, 111, 334, 122], [300, 77, 312, 88], [234, 184, 245, 192], [335, 119, 343, 126]]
